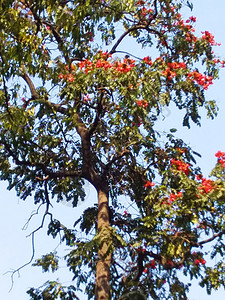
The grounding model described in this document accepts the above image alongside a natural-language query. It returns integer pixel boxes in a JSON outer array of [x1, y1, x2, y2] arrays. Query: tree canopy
[[1, 0, 225, 299]]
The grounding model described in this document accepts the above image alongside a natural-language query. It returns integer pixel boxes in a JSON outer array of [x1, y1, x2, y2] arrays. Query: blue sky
[[1, 1, 225, 299]]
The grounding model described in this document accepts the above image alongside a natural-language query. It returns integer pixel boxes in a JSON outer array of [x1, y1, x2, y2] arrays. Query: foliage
[[0, 0, 225, 299]]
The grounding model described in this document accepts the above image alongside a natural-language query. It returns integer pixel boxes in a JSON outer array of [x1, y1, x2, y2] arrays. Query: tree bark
[[75, 111, 111, 299], [95, 188, 111, 300]]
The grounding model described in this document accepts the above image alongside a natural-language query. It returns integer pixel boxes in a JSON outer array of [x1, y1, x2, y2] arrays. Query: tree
[[0, 0, 225, 299]]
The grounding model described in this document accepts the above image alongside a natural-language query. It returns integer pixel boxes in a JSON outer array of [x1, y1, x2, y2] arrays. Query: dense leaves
[[0, 0, 225, 299]]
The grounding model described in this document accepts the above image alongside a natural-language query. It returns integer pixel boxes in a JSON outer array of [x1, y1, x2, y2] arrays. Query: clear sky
[[1, 1, 225, 299]]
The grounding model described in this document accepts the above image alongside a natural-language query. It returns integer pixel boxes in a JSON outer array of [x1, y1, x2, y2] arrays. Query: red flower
[[215, 151, 225, 158], [187, 71, 213, 90], [148, 260, 156, 269], [168, 191, 183, 204], [215, 151, 225, 167], [58, 74, 64, 79], [137, 100, 143, 107], [196, 174, 202, 181], [176, 147, 185, 153], [144, 181, 155, 188], [176, 191, 183, 198], [143, 268, 148, 273], [96, 59, 104, 68], [137, 99, 148, 108], [143, 56, 153, 66], [167, 260, 173, 267], [201, 258, 206, 265], [198, 178, 216, 194], [123, 210, 128, 217], [83, 95, 90, 101], [194, 259, 200, 265], [189, 16, 196, 22], [218, 159, 225, 167], [169, 193, 176, 202], [78, 61, 85, 70], [67, 74, 74, 82], [201, 31, 216, 45], [171, 159, 190, 175]]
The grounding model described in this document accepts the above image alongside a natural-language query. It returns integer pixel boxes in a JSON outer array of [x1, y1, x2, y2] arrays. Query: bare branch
[[109, 26, 139, 55], [192, 229, 225, 247], [6, 177, 53, 291], [5, 229, 36, 292], [22, 203, 44, 231]]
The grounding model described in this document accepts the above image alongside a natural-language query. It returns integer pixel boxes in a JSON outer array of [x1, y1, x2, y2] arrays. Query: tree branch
[[20, 67, 70, 115], [89, 89, 105, 136], [24, 0, 70, 64], [104, 149, 131, 172], [192, 229, 225, 247], [6, 177, 54, 291], [109, 25, 142, 55], [1, 139, 82, 179]]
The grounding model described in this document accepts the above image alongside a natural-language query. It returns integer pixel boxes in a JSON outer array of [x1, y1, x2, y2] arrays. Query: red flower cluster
[[58, 53, 136, 80], [176, 147, 186, 154], [137, 99, 148, 107], [201, 31, 216, 46], [167, 62, 187, 69], [194, 258, 206, 266], [163, 61, 187, 81], [192, 252, 206, 266], [196, 174, 203, 181], [163, 191, 183, 205], [198, 177, 216, 194], [215, 150, 225, 167], [185, 32, 197, 43], [186, 16, 196, 23], [143, 56, 153, 66], [114, 58, 136, 73], [170, 159, 190, 175], [67, 74, 74, 82], [213, 58, 225, 68], [140, 6, 153, 17], [171, 13, 198, 46], [187, 71, 213, 90], [145, 260, 156, 269], [77, 57, 135, 74], [78, 59, 93, 74], [176, 17, 195, 33], [215, 151, 225, 158], [95, 59, 113, 69], [169, 191, 183, 202], [59, 73, 74, 82], [144, 181, 155, 188]]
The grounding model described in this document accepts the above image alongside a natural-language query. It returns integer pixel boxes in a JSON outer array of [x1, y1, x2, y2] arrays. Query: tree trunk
[[95, 189, 111, 300]]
